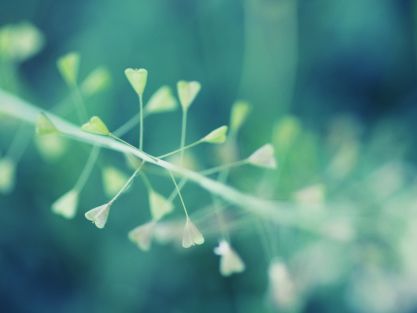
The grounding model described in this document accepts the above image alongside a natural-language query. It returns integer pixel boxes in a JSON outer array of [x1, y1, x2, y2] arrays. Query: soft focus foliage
[[1, 1, 417, 313]]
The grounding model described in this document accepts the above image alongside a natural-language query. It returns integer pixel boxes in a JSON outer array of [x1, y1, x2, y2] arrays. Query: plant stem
[[167, 177, 187, 202], [139, 172, 152, 192], [70, 82, 100, 194], [201, 160, 248, 176], [109, 163, 144, 205], [180, 109, 187, 163], [5, 125, 32, 162], [74, 145, 100, 192], [139, 94, 144, 150], [210, 134, 239, 243], [0, 89, 306, 224], [73, 146, 100, 191], [212, 195, 230, 241], [168, 170, 189, 217], [109, 134, 138, 150], [158, 140, 202, 159], [113, 111, 149, 137], [3, 85, 90, 166], [72, 85, 87, 122]]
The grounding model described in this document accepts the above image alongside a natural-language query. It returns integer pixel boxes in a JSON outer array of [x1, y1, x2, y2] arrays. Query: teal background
[[1, 1, 417, 313]]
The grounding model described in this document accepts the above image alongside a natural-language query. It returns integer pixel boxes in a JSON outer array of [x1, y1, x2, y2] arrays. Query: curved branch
[[0, 89, 294, 222]]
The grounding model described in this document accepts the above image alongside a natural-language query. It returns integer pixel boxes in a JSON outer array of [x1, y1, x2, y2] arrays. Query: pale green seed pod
[[214, 240, 245, 276], [81, 116, 110, 136], [81, 67, 111, 96], [202, 126, 228, 144], [182, 217, 204, 248], [125, 68, 148, 96], [102, 166, 128, 198], [145, 86, 177, 114], [0, 22, 44, 62], [36, 113, 58, 136], [248, 144, 277, 169], [128, 221, 157, 251], [177, 80, 201, 111], [57, 52, 80, 87], [230, 100, 251, 133], [149, 190, 174, 221], [35, 136, 67, 161], [85, 203, 111, 229], [51, 189, 79, 219]]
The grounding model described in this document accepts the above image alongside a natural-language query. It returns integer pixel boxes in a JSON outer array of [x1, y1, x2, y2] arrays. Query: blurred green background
[[1, 0, 417, 312]]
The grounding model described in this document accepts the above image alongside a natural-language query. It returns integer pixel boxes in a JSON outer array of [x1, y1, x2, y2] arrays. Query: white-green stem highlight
[[109, 163, 145, 205], [0, 89, 283, 216], [168, 170, 189, 217]]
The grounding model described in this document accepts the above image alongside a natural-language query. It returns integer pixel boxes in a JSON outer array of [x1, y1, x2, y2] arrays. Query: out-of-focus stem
[[180, 109, 187, 163]]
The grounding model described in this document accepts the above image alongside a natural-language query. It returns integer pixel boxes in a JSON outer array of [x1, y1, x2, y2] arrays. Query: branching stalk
[[0, 88, 327, 230]]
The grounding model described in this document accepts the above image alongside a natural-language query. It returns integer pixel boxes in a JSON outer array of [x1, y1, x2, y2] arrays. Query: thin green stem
[[139, 94, 144, 150], [70, 82, 99, 194], [113, 111, 149, 137], [167, 177, 187, 202], [0, 89, 316, 229], [109, 163, 145, 205], [200, 159, 248, 176], [73, 145, 100, 192], [254, 218, 274, 262], [110, 134, 159, 164], [158, 140, 202, 159], [0, 88, 355, 242], [216, 131, 238, 183], [55, 89, 88, 116], [139, 172, 153, 192], [168, 170, 189, 218], [180, 109, 187, 163], [109, 133, 137, 150], [0, 58, 18, 93], [5, 125, 32, 162], [2, 85, 91, 166], [217, 168, 230, 184], [266, 220, 279, 258], [211, 134, 241, 242], [53, 94, 76, 116], [212, 195, 230, 241], [72, 85, 88, 122]]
